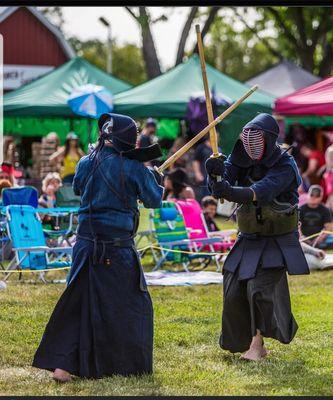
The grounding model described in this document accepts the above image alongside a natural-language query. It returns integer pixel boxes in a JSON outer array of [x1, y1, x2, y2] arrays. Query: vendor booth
[[3, 57, 132, 150], [114, 55, 275, 154], [274, 77, 333, 151]]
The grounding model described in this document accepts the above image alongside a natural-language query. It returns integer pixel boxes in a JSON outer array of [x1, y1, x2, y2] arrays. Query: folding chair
[[4, 205, 72, 282], [175, 199, 236, 252], [2, 186, 78, 247], [152, 201, 221, 271]]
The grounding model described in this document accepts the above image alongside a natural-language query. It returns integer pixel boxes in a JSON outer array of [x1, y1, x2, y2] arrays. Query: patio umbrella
[[67, 84, 114, 143]]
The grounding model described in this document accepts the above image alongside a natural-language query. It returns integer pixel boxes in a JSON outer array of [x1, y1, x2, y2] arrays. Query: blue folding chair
[[2, 186, 78, 247], [4, 205, 72, 282], [2, 186, 38, 207]]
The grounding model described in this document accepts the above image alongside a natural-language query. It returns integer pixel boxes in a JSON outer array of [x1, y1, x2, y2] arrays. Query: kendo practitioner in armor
[[205, 113, 309, 361], [33, 113, 164, 381]]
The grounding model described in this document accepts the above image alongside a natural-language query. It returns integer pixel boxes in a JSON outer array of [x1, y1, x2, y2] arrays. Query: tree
[[202, 10, 278, 81], [233, 7, 333, 77], [38, 6, 65, 30], [125, 7, 163, 79], [126, 6, 223, 76], [68, 37, 147, 85]]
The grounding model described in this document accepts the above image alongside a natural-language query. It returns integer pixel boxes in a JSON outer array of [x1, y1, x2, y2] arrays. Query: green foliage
[[68, 37, 147, 85], [204, 14, 278, 82]]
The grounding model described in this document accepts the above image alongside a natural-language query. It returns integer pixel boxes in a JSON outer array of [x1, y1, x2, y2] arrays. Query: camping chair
[[2, 186, 38, 207], [175, 198, 236, 253], [2, 186, 78, 247], [135, 205, 159, 263], [3, 205, 72, 283], [152, 201, 222, 271]]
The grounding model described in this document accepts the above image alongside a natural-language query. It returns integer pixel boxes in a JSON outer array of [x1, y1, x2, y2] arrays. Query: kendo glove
[[148, 166, 163, 185], [205, 155, 226, 181], [209, 178, 254, 204]]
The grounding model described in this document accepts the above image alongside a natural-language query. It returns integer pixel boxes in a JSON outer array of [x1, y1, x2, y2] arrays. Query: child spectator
[[299, 185, 332, 247], [38, 172, 62, 208], [201, 196, 219, 232], [0, 179, 13, 204]]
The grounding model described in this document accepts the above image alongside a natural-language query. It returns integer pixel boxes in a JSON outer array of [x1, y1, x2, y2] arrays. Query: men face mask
[[240, 128, 265, 160]]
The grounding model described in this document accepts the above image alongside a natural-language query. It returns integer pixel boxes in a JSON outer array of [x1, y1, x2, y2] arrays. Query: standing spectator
[[50, 132, 85, 185], [192, 138, 213, 201], [138, 118, 158, 148], [300, 143, 325, 187], [299, 185, 332, 247]]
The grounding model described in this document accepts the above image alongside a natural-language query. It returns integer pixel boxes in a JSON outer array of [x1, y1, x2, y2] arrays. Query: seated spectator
[[301, 241, 327, 271], [300, 143, 325, 187], [38, 173, 62, 230], [299, 185, 332, 247], [201, 196, 220, 232], [0, 179, 13, 204], [163, 168, 195, 201], [38, 172, 62, 208], [0, 162, 22, 187], [318, 145, 333, 207]]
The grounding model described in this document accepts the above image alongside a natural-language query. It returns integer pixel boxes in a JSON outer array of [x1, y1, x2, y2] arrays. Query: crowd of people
[[2, 117, 333, 254]]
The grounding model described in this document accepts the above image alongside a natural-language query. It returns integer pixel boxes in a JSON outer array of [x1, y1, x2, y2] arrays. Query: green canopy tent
[[114, 55, 275, 154], [4, 57, 132, 149]]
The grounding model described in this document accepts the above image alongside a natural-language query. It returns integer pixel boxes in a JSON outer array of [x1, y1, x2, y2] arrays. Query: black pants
[[220, 266, 298, 353]]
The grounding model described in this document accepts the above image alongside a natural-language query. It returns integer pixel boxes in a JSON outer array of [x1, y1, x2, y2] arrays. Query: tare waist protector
[[236, 201, 298, 236]]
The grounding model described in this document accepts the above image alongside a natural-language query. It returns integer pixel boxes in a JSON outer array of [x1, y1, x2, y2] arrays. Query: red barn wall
[[0, 7, 68, 66]]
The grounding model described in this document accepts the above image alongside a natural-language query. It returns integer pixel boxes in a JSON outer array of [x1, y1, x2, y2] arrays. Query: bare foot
[[53, 368, 72, 383]]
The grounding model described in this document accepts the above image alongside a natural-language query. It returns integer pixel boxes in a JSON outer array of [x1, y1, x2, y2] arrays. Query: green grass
[[0, 269, 332, 396]]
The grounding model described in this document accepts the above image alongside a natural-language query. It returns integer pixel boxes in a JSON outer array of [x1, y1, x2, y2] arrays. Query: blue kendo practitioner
[[205, 113, 309, 361], [33, 113, 164, 381]]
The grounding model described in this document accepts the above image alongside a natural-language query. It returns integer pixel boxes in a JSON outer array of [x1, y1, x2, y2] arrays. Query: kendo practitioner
[[33, 113, 164, 381], [205, 113, 309, 361]]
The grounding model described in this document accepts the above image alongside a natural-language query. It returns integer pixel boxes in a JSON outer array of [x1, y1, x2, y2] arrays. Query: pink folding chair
[[175, 199, 236, 255]]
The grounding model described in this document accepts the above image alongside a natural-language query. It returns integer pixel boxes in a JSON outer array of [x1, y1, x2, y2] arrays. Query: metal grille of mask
[[241, 128, 265, 160]]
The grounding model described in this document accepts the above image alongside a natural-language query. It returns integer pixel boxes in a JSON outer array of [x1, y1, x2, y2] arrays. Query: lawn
[[0, 267, 332, 396]]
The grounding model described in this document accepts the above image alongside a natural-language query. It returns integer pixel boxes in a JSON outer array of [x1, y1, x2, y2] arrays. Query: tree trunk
[[175, 6, 199, 65], [139, 7, 162, 79], [192, 7, 221, 54], [318, 43, 333, 77]]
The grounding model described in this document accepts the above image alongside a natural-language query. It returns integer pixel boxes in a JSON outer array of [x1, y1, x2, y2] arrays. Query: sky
[[60, 7, 197, 72]]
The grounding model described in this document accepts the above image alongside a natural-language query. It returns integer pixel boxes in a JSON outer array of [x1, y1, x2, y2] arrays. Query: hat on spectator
[[0, 162, 22, 178]]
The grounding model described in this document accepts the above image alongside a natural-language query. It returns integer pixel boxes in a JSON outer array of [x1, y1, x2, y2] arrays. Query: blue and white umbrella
[[67, 84, 113, 118]]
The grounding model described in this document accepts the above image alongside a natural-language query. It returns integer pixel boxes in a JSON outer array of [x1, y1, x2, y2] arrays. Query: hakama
[[33, 239, 153, 378]]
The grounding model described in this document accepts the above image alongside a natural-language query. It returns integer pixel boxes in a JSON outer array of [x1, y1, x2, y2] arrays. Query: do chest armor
[[236, 164, 299, 236]]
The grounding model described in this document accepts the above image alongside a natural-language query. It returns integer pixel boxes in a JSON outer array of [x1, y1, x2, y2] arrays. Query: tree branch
[[125, 6, 139, 21], [233, 8, 282, 60], [175, 6, 199, 65], [265, 7, 300, 48], [192, 6, 221, 54]]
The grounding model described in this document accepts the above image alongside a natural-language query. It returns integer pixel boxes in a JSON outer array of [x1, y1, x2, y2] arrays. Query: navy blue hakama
[[32, 239, 153, 378]]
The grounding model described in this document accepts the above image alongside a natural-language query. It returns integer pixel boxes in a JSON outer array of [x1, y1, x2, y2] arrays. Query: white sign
[[3, 64, 54, 90]]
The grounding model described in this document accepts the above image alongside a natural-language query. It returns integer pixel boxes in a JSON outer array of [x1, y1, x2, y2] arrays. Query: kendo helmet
[[97, 113, 162, 162], [240, 113, 279, 161], [98, 113, 138, 153]]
